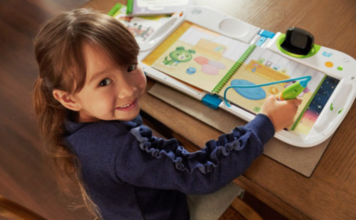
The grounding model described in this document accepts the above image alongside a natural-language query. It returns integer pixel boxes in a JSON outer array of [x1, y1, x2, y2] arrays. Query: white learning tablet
[[132, 6, 356, 148]]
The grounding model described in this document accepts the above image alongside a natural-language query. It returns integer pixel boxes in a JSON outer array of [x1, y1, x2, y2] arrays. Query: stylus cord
[[223, 76, 312, 107]]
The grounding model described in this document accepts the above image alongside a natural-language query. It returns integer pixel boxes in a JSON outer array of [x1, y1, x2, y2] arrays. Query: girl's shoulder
[[65, 119, 140, 140], [64, 119, 145, 163]]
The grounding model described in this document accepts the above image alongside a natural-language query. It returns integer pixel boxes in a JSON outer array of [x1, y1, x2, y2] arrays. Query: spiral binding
[[212, 44, 257, 94]]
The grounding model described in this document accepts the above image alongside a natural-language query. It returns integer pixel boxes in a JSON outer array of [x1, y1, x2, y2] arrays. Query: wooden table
[[86, 1, 356, 219]]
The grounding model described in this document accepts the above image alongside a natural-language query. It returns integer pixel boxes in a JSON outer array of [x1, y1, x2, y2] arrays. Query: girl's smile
[[115, 99, 138, 111]]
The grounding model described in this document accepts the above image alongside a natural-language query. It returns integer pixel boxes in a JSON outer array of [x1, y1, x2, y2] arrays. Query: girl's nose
[[117, 78, 136, 99]]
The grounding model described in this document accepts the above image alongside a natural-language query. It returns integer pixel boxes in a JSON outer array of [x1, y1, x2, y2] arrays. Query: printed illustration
[[162, 47, 196, 67], [294, 76, 339, 135], [194, 56, 226, 75], [218, 46, 327, 132], [126, 22, 155, 41], [114, 5, 170, 45], [147, 22, 250, 92]]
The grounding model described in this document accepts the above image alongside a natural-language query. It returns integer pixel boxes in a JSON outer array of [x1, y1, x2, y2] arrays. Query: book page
[[113, 5, 170, 46], [136, 0, 191, 8], [133, 0, 193, 15], [218, 47, 339, 134], [144, 21, 250, 92]]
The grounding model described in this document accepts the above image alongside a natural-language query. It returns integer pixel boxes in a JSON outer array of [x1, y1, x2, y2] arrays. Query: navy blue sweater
[[64, 114, 274, 220]]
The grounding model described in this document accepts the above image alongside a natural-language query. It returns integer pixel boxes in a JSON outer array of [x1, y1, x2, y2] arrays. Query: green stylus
[[276, 79, 310, 101]]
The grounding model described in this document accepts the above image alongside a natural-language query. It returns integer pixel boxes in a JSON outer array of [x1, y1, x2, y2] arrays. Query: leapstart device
[[134, 6, 356, 148]]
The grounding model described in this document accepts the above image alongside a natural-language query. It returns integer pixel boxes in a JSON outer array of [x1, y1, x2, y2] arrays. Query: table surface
[[85, 1, 356, 219]]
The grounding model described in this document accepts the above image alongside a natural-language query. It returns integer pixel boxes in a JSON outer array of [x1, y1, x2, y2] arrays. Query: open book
[[142, 21, 339, 135], [126, 0, 194, 16], [109, 3, 171, 46]]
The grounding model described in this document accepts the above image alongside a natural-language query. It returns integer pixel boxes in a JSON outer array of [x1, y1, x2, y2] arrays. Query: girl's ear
[[52, 89, 81, 111]]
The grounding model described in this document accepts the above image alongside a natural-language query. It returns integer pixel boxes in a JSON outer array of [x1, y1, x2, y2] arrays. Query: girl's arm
[[115, 114, 274, 195]]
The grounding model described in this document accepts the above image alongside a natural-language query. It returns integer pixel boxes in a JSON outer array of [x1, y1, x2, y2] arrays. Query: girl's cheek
[[140, 75, 147, 91], [128, 67, 146, 93], [136, 71, 147, 88]]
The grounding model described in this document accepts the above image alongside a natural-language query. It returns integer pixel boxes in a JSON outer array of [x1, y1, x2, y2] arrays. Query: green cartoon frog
[[162, 46, 196, 67]]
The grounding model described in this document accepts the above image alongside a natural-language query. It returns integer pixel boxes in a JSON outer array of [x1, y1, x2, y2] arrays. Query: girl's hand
[[260, 95, 302, 132]]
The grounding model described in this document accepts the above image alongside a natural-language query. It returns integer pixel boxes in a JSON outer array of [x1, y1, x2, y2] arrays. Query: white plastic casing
[[138, 7, 356, 148]]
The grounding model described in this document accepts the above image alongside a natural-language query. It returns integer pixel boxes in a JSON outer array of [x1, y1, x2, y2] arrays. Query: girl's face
[[73, 43, 146, 123]]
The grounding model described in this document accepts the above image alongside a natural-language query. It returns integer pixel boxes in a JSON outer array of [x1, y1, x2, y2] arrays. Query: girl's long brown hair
[[33, 8, 139, 219]]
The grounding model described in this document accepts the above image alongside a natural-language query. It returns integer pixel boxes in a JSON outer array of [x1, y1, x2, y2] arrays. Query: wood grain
[[0, 0, 93, 219]]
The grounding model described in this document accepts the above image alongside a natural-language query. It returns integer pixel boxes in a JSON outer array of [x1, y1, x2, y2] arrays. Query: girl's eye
[[99, 78, 112, 87], [127, 64, 137, 72]]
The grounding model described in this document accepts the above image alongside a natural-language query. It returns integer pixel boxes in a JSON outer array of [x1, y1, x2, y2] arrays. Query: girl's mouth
[[115, 99, 137, 111]]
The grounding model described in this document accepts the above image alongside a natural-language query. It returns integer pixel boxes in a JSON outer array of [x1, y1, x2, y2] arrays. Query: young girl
[[33, 8, 301, 220]]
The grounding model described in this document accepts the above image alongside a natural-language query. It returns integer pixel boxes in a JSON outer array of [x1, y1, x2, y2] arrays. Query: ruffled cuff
[[130, 125, 253, 174]]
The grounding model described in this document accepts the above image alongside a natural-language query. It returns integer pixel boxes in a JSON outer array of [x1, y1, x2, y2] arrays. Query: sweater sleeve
[[115, 114, 274, 194]]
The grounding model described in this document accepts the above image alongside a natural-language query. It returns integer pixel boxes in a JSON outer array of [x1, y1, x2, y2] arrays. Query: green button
[[337, 66, 343, 71]]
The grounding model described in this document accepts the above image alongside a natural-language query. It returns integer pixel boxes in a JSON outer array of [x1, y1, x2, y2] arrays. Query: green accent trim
[[212, 44, 257, 93], [126, 0, 134, 15], [108, 3, 123, 16], [276, 34, 321, 59], [291, 75, 327, 130]]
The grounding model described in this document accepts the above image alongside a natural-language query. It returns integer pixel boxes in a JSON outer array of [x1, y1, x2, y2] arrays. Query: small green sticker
[[338, 108, 344, 114], [254, 106, 261, 112], [330, 103, 334, 111], [337, 66, 343, 71], [257, 58, 265, 64]]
